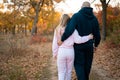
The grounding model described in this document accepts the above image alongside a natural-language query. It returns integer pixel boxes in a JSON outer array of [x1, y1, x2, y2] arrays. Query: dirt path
[[29, 42, 118, 80], [50, 59, 58, 80], [30, 42, 58, 80], [0, 35, 119, 80], [48, 43, 96, 80], [48, 42, 100, 80], [49, 60, 100, 80]]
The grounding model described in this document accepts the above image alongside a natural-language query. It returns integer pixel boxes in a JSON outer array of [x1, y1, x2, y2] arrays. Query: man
[[59, 1, 101, 80]]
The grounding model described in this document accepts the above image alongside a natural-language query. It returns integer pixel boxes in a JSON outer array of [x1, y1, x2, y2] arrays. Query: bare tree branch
[[91, 0, 96, 4], [100, 0, 104, 3], [107, 0, 111, 6], [38, 0, 44, 12]]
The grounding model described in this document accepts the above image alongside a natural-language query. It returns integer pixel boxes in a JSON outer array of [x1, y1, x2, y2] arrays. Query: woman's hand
[[53, 55, 57, 60]]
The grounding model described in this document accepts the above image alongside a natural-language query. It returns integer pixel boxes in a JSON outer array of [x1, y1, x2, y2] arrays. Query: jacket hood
[[79, 7, 94, 19]]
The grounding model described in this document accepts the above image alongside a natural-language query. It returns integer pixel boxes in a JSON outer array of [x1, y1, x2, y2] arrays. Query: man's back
[[73, 7, 101, 49], [72, 6, 101, 80], [61, 1, 101, 80]]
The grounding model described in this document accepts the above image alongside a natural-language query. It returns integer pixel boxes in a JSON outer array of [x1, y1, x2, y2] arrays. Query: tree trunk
[[24, 24, 27, 36], [31, 0, 45, 36], [100, 0, 111, 41], [12, 26, 15, 35], [17, 25, 20, 33], [31, 12, 38, 35], [102, 3, 107, 41], [5, 28, 8, 34]]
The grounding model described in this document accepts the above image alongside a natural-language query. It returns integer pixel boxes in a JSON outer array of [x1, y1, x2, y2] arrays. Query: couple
[[52, 1, 101, 80]]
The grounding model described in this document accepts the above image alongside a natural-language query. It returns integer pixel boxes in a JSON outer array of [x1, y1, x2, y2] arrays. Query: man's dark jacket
[[61, 7, 101, 49]]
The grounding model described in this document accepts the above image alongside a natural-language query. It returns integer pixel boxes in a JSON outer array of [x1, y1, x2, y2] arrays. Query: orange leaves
[[36, 12, 60, 35], [94, 43, 120, 79], [54, 0, 62, 3], [29, 34, 50, 44], [41, 37, 47, 42], [96, 5, 120, 28], [37, 18, 47, 34]]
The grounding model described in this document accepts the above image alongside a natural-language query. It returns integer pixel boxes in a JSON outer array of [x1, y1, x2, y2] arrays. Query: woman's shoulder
[[55, 26, 65, 35]]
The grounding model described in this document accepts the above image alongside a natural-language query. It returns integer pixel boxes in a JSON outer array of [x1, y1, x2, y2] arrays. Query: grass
[[0, 34, 52, 80], [0, 34, 119, 80]]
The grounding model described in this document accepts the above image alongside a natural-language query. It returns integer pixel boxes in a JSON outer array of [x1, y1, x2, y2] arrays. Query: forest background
[[0, 0, 120, 80]]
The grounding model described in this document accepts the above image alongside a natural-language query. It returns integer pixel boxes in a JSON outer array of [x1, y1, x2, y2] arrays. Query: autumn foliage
[[95, 5, 120, 47]]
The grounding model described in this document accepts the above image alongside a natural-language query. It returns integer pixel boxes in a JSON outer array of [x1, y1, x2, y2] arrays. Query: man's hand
[[94, 47, 97, 52], [57, 40, 63, 46]]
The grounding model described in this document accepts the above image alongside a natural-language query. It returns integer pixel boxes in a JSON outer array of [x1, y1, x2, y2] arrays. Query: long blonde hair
[[55, 14, 70, 36], [59, 14, 70, 27]]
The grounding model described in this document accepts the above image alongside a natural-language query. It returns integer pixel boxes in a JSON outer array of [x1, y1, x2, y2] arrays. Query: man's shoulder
[[72, 13, 78, 17], [72, 12, 81, 19], [73, 12, 81, 16]]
